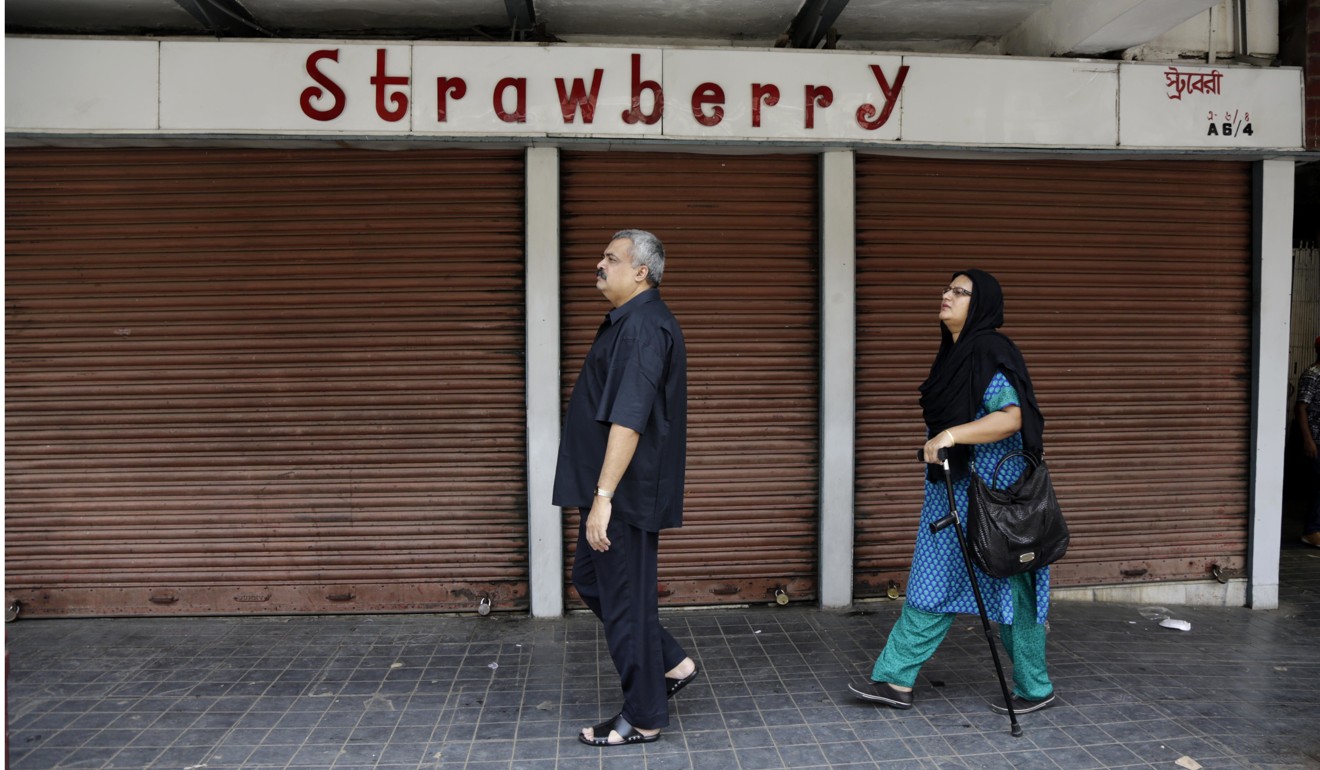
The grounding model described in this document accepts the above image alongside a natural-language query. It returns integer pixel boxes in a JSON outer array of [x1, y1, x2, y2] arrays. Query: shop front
[[5, 37, 1302, 616]]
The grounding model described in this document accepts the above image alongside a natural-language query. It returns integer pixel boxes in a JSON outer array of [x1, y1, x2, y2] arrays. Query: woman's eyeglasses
[[942, 286, 973, 298]]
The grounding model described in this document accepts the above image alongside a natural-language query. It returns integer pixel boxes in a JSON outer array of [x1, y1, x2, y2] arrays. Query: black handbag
[[967, 450, 1069, 578]]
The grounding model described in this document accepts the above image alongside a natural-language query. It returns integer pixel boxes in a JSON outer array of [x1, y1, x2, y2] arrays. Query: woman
[[849, 269, 1056, 714]]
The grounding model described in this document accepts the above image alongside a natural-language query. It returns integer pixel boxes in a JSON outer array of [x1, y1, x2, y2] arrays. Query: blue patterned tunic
[[905, 370, 1051, 625]]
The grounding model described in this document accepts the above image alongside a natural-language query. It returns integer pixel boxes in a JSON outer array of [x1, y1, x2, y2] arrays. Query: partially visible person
[[553, 229, 699, 748], [849, 269, 1056, 714], [1296, 335, 1320, 548]]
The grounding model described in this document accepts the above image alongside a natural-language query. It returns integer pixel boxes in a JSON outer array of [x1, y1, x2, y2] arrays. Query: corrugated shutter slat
[[854, 157, 1252, 596], [6, 147, 530, 616], [559, 151, 821, 606]]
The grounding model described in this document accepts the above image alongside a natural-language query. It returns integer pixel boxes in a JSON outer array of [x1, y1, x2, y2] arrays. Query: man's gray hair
[[613, 229, 665, 287]]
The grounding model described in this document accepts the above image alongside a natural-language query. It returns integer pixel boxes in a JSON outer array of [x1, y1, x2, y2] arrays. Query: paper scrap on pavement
[[1176, 756, 1202, 770]]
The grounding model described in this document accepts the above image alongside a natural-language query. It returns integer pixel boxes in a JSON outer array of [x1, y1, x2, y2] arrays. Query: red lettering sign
[[370, 49, 409, 122], [555, 70, 604, 124], [856, 64, 908, 131], [436, 77, 467, 122], [621, 53, 663, 125], [300, 49, 346, 122], [494, 77, 528, 123], [751, 83, 780, 128], [1164, 67, 1223, 100], [296, 48, 917, 136], [691, 83, 725, 127], [805, 85, 833, 129]]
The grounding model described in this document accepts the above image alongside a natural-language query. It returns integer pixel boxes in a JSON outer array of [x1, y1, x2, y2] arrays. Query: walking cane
[[920, 447, 1023, 737]]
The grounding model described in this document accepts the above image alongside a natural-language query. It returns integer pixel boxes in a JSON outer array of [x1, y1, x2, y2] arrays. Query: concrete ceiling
[[4, 0, 1225, 57]]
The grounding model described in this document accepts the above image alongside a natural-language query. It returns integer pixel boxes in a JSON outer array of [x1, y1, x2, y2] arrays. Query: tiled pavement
[[7, 544, 1320, 770]]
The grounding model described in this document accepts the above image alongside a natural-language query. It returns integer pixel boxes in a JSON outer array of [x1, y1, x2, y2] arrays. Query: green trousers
[[870, 572, 1053, 701]]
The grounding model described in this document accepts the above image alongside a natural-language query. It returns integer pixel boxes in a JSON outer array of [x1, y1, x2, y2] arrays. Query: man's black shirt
[[553, 289, 687, 532]]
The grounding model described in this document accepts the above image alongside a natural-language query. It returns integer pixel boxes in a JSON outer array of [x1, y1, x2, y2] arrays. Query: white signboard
[[5, 37, 1305, 151], [162, 41, 413, 133], [900, 57, 1117, 148], [6, 38, 159, 131], [1118, 61, 1303, 149]]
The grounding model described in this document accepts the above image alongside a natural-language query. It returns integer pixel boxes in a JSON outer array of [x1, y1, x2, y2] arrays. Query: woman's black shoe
[[847, 680, 914, 709], [990, 693, 1055, 714]]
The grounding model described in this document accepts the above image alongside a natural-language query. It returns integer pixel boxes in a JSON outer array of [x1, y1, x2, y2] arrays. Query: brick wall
[[1284, 0, 1320, 150], [1308, 0, 1319, 149]]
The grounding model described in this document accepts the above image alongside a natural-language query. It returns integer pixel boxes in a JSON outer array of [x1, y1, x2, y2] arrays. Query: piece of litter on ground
[[1275, 666, 1288, 672], [1138, 606, 1171, 621], [390, 662, 404, 669], [487, 662, 499, 670], [1175, 755, 1202, 770], [753, 629, 761, 634], [536, 701, 555, 711], [1158, 618, 1192, 631]]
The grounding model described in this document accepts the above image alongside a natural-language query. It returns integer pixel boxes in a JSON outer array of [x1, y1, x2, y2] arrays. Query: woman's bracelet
[[943, 429, 956, 445]]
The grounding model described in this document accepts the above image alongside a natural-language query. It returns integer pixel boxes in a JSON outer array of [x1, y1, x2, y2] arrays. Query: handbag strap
[[986, 449, 1041, 490]]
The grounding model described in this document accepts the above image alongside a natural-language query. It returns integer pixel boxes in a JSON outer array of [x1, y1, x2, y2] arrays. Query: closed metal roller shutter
[[559, 151, 820, 606], [854, 157, 1251, 597], [5, 147, 529, 617]]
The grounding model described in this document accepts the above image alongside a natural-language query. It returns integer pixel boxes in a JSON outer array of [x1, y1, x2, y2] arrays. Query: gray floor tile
[[5, 545, 1320, 769]]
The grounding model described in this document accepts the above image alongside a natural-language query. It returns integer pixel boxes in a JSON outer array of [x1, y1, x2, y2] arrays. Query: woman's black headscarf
[[918, 269, 1044, 482]]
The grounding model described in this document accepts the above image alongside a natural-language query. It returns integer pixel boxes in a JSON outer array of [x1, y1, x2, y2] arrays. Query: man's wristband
[[595, 487, 614, 499]]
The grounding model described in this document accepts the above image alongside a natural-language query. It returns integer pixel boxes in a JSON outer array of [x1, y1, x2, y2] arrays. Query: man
[[1297, 335, 1320, 548], [553, 229, 699, 747]]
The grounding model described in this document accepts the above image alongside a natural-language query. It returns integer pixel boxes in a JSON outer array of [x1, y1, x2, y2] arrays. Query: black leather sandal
[[578, 713, 660, 747], [665, 663, 700, 698]]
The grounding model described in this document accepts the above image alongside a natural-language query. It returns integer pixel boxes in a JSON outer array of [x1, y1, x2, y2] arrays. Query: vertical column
[[1248, 158, 1295, 610], [819, 150, 857, 608], [525, 146, 563, 617]]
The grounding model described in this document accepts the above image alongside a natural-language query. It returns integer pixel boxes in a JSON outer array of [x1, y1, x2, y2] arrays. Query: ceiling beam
[[504, 0, 536, 33], [1002, 0, 1221, 57], [173, 0, 272, 37], [781, 0, 851, 49]]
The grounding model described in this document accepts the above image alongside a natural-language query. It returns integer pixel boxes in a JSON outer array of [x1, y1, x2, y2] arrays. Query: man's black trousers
[[572, 509, 688, 730]]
